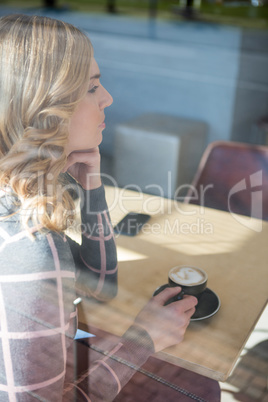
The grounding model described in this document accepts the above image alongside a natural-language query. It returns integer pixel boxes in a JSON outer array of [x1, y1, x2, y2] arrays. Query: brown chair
[[185, 141, 268, 221]]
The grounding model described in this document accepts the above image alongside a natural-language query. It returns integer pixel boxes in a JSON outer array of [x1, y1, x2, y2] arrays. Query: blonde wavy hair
[[0, 14, 92, 232]]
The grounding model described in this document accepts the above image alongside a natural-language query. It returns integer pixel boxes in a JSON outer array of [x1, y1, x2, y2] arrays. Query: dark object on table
[[114, 212, 151, 236]]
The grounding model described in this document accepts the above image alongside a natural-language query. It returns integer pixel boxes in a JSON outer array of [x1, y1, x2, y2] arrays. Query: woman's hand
[[133, 287, 198, 353], [62, 147, 102, 190]]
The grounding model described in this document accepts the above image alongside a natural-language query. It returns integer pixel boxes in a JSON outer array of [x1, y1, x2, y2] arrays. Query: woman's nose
[[101, 86, 113, 109]]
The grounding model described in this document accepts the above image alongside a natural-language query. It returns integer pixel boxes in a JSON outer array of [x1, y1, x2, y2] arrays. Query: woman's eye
[[88, 86, 99, 94]]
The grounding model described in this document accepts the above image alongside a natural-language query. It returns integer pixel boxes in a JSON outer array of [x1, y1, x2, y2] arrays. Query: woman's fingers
[[153, 286, 198, 312], [153, 286, 182, 305], [177, 294, 198, 313], [62, 148, 101, 173], [62, 148, 101, 189], [134, 289, 198, 352]]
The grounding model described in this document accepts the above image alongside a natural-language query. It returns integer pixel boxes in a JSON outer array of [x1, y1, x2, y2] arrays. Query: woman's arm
[[62, 287, 197, 402], [68, 185, 118, 301], [63, 148, 118, 301], [63, 324, 154, 401]]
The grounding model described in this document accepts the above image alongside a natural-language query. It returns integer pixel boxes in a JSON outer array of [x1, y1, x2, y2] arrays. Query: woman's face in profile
[[66, 57, 113, 154]]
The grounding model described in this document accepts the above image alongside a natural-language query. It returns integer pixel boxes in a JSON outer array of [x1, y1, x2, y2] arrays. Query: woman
[[0, 14, 197, 401]]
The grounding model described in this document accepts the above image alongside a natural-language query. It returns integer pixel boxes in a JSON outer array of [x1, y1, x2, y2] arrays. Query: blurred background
[[0, 0, 268, 196], [0, 0, 267, 196]]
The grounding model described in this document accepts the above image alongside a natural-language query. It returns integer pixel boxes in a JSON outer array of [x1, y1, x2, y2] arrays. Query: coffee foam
[[169, 266, 206, 286]]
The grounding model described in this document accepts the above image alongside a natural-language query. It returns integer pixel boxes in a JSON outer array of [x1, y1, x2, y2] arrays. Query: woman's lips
[[98, 121, 106, 129]]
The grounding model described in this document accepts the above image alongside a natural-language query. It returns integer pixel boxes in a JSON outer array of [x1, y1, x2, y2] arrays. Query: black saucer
[[153, 285, 220, 321], [191, 288, 220, 321]]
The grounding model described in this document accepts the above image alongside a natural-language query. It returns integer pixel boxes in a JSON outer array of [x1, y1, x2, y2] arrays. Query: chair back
[[185, 141, 268, 221]]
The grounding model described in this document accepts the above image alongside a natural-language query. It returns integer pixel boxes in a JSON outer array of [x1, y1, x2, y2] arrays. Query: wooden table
[[77, 186, 268, 382]]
